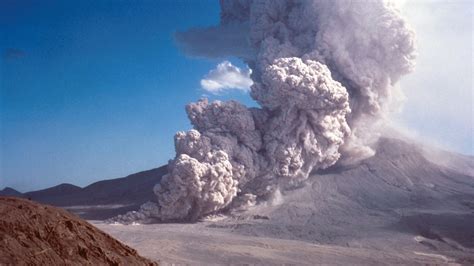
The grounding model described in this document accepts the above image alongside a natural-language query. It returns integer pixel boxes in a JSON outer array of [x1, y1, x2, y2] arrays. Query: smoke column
[[113, 0, 416, 223]]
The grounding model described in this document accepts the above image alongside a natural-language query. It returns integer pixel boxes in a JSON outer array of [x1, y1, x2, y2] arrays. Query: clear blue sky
[[1, 0, 472, 192]]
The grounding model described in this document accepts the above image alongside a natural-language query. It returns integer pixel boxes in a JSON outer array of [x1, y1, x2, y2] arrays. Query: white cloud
[[200, 61, 253, 93]]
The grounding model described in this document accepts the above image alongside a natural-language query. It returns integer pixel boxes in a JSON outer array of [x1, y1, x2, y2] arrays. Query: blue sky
[[1, 0, 472, 192]]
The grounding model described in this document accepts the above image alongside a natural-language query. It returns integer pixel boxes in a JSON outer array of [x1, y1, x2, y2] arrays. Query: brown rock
[[0, 197, 157, 265]]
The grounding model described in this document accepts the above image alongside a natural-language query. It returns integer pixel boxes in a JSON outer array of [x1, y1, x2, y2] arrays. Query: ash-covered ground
[[5, 137, 473, 264], [88, 137, 473, 265]]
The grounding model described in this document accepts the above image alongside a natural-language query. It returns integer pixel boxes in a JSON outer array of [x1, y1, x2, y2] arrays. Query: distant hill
[[2, 137, 472, 224], [0, 187, 23, 197], [24, 183, 82, 203], [0, 165, 167, 219]]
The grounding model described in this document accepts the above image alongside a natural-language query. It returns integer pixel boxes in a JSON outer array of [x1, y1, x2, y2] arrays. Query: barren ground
[[0, 197, 156, 265], [95, 139, 474, 265], [4, 138, 473, 265]]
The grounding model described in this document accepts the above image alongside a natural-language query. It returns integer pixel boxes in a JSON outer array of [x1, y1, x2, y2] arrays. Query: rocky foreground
[[0, 197, 157, 265]]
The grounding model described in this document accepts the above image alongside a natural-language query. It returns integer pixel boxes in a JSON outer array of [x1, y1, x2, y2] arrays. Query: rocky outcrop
[[0, 197, 157, 265]]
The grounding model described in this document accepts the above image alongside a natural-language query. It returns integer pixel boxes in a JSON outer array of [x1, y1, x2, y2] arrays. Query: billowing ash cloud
[[112, 0, 416, 223], [201, 61, 253, 93]]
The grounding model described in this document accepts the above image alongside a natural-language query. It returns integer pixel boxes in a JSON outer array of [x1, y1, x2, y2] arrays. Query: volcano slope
[[95, 137, 474, 265]]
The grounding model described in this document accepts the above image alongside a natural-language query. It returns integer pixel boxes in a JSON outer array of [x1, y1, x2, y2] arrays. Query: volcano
[[4, 137, 473, 264]]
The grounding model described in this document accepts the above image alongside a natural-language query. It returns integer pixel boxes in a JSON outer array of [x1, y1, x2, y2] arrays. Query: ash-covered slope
[[209, 137, 473, 262], [94, 137, 473, 264]]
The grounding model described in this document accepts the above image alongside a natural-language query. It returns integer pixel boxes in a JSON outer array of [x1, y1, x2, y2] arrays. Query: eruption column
[[115, 0, 416, 222]]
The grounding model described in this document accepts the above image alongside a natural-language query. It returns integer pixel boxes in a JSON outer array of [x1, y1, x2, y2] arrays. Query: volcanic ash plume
[[113, 0, 416, 223]]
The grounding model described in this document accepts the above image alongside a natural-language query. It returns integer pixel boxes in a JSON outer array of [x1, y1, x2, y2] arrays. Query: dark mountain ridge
[[2, 137, 472, 225], [0, 187, 22, 197], [1, 166, 167, 219]]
